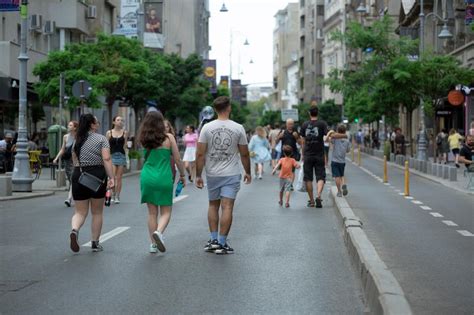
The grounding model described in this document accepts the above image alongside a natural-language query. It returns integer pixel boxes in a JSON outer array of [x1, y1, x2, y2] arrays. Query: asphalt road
[[0, 170, 364, 314], [342, 154, 474, 315]]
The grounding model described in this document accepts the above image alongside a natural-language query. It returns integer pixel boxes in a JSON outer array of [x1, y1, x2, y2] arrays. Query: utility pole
[[417, 0, 428, 161], [12, 0, 34, 192]]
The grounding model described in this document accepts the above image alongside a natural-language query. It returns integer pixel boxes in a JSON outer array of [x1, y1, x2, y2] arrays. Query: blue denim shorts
[[206, 175, 241, 201], [111, 152, 127, 166], [331, 161, 346, 178]]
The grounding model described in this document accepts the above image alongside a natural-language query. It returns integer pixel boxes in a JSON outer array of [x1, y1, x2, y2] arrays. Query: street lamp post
[[417, 0, 452, 161], [12, 0, 34, 192]]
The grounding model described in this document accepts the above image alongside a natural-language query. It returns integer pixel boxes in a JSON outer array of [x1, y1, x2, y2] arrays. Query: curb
[[331, 186, 412, 315], [0, 191, 55, 201], [359, 153, 474, 196]]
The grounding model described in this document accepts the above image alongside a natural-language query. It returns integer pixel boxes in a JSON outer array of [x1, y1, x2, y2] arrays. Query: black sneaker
[[342, 184, 348, 196], [69, 230, 80, 253], [215, 243, 234, 255], [204, 239, 220, 252], [315, 197, 323, 208], [91, 241, 103, 252]]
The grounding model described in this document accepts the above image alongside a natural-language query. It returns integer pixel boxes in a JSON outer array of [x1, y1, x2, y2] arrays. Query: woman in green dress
[[138, 111, 186, 253]]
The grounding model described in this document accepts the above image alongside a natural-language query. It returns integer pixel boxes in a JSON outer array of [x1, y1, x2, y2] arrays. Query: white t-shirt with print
[[198, 119, 248, 177]]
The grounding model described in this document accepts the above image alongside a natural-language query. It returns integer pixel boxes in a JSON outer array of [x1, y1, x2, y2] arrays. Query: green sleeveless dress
[[140, 148, 173, 206]]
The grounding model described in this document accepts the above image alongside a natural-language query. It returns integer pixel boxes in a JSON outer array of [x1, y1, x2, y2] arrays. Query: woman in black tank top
[[106, 116, 128, 204]]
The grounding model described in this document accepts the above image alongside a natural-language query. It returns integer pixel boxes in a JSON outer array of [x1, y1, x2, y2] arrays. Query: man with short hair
[[196, 96, 252, 255], [277, 119, 300, 161], [0, 133, 14, 172], [459, 135, 474, 171], [300, 106, 346, 208]]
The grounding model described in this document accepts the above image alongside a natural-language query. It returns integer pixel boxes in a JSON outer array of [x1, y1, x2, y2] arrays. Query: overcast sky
[[209, 0, 297, 87]]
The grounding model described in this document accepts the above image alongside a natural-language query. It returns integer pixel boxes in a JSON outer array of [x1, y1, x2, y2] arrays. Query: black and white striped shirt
[[73, 132, 110, 167]]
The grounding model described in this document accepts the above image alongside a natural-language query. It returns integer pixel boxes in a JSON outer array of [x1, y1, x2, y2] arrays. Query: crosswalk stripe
[[457, 230, 474, 237], [83, 226, 130, 247]]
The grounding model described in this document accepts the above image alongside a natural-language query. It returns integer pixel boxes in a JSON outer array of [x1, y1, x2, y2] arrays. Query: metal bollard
[[383, 155, 388, 183], [438, 164, 443, 178], [404, 161, 410, 196], [357, 148, 361, 166], [0, 174, 12, 197], [449, 167, 457, 181]]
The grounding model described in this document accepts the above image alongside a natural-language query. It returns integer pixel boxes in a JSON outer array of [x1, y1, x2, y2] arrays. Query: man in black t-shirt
[[459, 135, 474, 171], [277, 118, 301, 161], [300, 106, 346, 208]]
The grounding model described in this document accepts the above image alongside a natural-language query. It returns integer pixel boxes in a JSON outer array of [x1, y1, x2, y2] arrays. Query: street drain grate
[[0, 280, 39, 293]]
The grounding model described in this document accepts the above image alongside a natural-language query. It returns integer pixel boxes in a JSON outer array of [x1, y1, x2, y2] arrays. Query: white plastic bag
[[275, 141, 282, 153], [294, 164, 306, 192]]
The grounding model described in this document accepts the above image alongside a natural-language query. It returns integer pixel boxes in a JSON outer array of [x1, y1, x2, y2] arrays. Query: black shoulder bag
[[77, 144, 106, 192]]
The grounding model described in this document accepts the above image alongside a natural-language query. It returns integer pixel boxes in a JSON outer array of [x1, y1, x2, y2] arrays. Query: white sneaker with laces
[[152, 231, 166, 252]]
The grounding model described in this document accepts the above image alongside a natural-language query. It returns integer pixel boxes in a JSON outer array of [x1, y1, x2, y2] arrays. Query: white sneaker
[[149, 243, 158, 253], [114, 196, 120, 204], [152, 231, 166, 252]]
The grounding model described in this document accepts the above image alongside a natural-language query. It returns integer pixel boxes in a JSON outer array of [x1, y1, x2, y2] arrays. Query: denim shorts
[[331, 161, 346, 178], [111, 152, 127, 166], [206, 175, 241, 201]]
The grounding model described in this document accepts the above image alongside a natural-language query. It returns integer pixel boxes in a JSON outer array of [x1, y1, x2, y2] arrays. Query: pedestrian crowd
[[59, 97, 357, 256]]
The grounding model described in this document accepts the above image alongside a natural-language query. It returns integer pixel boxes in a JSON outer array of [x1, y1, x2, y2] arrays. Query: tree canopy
[[33, 34, 211, 127]]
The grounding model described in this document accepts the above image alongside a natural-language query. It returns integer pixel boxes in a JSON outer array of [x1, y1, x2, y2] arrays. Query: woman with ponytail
[[69, 114, 114, 253]]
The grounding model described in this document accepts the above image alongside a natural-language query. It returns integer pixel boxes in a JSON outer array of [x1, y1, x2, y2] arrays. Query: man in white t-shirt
[[196, 96, 251, 255]]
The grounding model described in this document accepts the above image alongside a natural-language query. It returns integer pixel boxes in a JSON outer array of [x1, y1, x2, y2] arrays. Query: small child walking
[[272, 145, 300, 208], [327, 124, 351, 197]]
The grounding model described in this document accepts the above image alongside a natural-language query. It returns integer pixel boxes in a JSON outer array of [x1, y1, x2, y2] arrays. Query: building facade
[[298, 0, 325, 105], [273, 3, 299, 110], [0, 0, 119, 136]]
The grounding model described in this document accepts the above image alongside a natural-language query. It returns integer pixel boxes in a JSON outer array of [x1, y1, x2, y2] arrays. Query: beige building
[[273, 3, 299, 109], [161, 0, 209, 59], [298, 0, 325, 105], [0, 0, 119, 134]]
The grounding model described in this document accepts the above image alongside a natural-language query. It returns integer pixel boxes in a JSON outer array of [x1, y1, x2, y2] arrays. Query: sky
[[209, 0, 297, 87]]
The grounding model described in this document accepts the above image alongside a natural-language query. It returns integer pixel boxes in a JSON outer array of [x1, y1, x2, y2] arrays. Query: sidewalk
[[357, 147, 473, 195], [0, 167, 141, 201]]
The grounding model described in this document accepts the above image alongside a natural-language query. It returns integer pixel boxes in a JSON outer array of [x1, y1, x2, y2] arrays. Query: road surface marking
[[404, 196, 414, 200], [456, 230, 474, 237], [429, 212, 444, 218], [420, 206, 432, 210], [384, 183, 390, 186], [411, 200, 423, 205], [442, 220, 458, 227], [399, 193, 405, 196], [83, 226, 130, 247], [173, 194, 189, 203]]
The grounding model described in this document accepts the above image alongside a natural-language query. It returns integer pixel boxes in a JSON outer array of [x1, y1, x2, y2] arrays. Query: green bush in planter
[[128, 150, 141, 160]]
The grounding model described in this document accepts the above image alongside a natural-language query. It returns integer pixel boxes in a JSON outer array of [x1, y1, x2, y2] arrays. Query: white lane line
[[399, 193, 405, 196], [404, 196, 414, 200], [420, 206, 432, 210], [429, 212, 444, 218], [442, 220, 458, 227], [384, 183, 390, 186], [82, 226, 130, 247], [411, 200, 423, 205], [457, 230, 474, 237], [173, 194, 189, 203]]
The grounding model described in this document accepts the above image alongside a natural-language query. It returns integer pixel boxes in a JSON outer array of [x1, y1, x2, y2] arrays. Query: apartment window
[[317, 29, 323, 39], [317, 5, 324, 16], [311, 49, 315, 65], [300, 36, 305, 51], [300, 15, 305, 30], [300, 0, 305, 8]]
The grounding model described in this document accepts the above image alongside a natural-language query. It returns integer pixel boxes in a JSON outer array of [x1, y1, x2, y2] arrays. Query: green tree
[[318, 99, 341, 127], [245, 97, 268, 130], [258, 110, 281, 127]]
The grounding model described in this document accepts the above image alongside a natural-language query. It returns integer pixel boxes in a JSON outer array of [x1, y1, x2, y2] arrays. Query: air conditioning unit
[[87, 5, 97, 19], [44, 21, 56, 35], [30, 14, 43, 31]]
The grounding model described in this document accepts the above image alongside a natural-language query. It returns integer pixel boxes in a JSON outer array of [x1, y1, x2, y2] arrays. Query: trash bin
[[47, 125, 67, 160]]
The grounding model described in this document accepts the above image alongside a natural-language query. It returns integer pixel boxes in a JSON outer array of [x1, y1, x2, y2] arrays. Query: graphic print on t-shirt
[[210, 127, 234, 162], [305, 126, 319, 139]]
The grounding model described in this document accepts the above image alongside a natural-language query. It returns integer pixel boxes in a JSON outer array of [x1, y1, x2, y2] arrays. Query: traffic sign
[[281, 109, 299, 122], [72, 80, 92, 99]]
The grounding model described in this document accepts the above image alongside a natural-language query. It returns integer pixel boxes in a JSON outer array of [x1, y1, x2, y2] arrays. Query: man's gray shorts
[[207, 175, 241, 201]]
